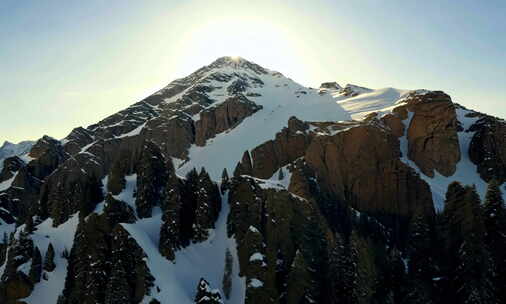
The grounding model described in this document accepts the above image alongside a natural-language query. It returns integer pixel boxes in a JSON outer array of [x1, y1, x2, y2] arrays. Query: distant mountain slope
[[0, 140, 34, 171]]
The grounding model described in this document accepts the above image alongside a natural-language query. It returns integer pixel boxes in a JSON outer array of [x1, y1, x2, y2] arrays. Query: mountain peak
[[207, 56, 268, 75]]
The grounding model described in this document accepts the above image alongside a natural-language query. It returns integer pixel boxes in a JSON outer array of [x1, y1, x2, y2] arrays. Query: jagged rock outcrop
[[320, 82, 342, 90], [0, 232, 35, 303], [250, 117, 310, 179], [401, 91, 461, 177], [195, 95, 262, 146], [305, 125, 434, 217], [194, 278, 223, 304], [62, 127, 95, 156], [0, 156, 24, 182], [142, 115, 195, 159], [339, 84, 372, 97], [469, 115, 506, 182]]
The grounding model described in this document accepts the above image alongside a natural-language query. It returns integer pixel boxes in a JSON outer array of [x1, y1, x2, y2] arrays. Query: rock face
[[339, 84, 372, 97], [305, 125, 434, 218], [320, 82, 342, 90], [0, 231, 35, 304], [195, 96, 262, 146], [227, 176, 338, 304], [250, 117, 310, 179], [401, 91, 461, 177], [469, 115, 506, 183], [194, 278, 223, 304]]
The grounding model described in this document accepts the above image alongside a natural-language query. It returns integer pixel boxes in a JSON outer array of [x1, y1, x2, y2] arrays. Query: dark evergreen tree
[[24, 215, 35, 234], [384, 248, 406, 304], [327, 233, 358, 304], [351, 231, 377, 304], [407, 208, 435, 281], [222, 248, 233, 300], [107, 159, 127, 195], [29, 246, 42, 283], [43, 243, 56, 272], [278, 167, 284, 180], [135, 141, 168, 218], [482, 179, 506, 303], [286, 249, 312, 304], [0, 233, 7, 266], [180, 168, 200, 245], [159, 159, 184, 261], [454, 186, 496, 304], [104, 260, 130, 304], [221, 168, 230, 193]]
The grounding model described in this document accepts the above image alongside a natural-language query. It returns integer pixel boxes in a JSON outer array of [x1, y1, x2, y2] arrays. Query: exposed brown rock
[[304, 125, 434, 217], [143, 115, 195, 159], [401, 91, 461, 177], [0, 157, 24, 182], [62, 127, 95, 156], [250, 117, 310, 179], [381, 113, 405, 137], [195, 95, 262, 146]]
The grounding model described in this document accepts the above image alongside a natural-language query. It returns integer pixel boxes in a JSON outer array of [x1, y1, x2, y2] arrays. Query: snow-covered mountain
[[0, 140, 34, 171], [0, 56, 505, 304]]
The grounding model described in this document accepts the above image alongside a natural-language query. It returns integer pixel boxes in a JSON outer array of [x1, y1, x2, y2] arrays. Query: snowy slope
[[333, 87, 411, 120], [122, 191, 245, 304], [177, 63, 351, 180]]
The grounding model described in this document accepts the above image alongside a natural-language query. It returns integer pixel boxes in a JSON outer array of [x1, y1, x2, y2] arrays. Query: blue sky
[[1, 0, 505, 143]]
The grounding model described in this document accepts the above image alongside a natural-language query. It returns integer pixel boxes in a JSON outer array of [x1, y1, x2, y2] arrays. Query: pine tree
[[351, 231, 377, 304], [440, 181, 467, 281], [221, 168, 230, 193], [454, 186, 496, 304], [43, 243, 56, 272], [327, 233, 358, 304], [222, 248, 233, 300], [104, 260, 130, 304], [483, 179, 506, 237], [0, 232, 7, 265], [24, 215, 35, 234], [29, 246, 42, 283], [107, 159, 127, 195], [407, 208, 435, 281], [278, 167, 284, 180], [286, 250, 312, 304], [483, 179, 506, 303], [385, 248, 406, 303], [404, 208, 434, 303]]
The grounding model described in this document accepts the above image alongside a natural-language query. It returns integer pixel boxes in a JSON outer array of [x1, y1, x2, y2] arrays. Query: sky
[[1, 0, 505, 144]]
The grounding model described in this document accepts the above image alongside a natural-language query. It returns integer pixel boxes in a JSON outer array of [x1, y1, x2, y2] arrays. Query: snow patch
[[122, 191, 245, 304]]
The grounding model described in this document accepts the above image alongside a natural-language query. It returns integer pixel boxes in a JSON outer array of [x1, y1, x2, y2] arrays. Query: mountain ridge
[[0, 56, 505, 304]]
